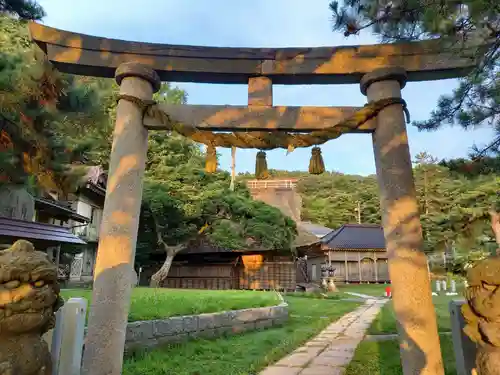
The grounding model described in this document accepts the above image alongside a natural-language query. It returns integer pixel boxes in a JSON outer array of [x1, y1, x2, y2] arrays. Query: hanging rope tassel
[[205, 144, 217, 173], [255, 150, 269, 180], [309, 146, 325, 175]]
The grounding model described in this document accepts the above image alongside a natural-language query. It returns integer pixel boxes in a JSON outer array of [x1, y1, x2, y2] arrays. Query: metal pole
[[357, 201, 361, 224], [230, 146, 236, 191]]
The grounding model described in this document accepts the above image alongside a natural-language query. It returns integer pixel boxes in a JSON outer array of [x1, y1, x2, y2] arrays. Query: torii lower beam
[[143, 104, 377, 132]]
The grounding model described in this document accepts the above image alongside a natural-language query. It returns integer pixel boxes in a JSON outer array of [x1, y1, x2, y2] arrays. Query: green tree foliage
[[329, 0, 500, 157], [299, 173, 381, 228], [0, 0, 44, 20], [239, 169, 381, 228], [0, 15, 107, 196], [139, 134, 296, 286], [440, 155, 500, 177], [240, 151, 498, 273], [63, 79, 189, 170], [64, 81, 296, 285]]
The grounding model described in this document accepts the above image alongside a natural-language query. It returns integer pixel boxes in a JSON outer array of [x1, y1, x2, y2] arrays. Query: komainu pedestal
[[0, 240, 64, 375], [462, 256, 500, 375]]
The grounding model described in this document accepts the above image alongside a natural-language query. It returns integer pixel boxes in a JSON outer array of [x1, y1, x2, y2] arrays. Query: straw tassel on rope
[[309, 146, 325, 175], [205, 143, 217, 173], [255, 150, 269, 180]]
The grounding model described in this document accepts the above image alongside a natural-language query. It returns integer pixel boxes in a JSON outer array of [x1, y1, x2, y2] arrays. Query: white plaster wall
[[76, 199, 92, 219], [72, 196, 103, 240]]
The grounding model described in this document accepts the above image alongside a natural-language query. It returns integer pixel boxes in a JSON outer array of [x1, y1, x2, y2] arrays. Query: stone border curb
[[84, 292, 288, 351]]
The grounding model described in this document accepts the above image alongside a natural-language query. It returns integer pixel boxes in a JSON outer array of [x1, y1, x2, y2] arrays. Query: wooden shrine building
[[321, 223, 389, 283], [140, 223, 321, 291]]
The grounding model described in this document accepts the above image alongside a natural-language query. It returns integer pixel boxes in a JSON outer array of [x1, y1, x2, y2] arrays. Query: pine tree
[[440, 156, 500, 177], [0, 15, 108, 196], [329, 0, 500, 157], [0, 0, 44, 20]]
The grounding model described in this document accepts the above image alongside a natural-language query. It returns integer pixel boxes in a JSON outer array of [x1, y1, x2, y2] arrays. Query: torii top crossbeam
[[29, 22, 481, 85]]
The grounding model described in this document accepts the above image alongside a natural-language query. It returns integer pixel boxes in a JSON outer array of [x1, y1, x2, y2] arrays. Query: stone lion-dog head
[[0, 240, 64, 375]]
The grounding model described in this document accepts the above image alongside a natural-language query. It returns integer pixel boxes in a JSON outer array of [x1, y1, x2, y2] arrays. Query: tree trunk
[[150, 251, 175, 288]]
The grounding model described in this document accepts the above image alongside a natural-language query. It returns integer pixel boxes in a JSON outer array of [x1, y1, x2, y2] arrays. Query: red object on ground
[[385, 286, 392, 297]]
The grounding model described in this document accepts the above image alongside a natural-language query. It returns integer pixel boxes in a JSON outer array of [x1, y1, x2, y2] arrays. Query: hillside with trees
[[239, 153, 498, 273]]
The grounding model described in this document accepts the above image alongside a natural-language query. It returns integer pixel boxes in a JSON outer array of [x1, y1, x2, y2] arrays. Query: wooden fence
[[162, 256, 298, 291]]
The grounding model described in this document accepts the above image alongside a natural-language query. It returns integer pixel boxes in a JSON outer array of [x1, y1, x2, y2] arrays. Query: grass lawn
[[368, 294, 461, 334], [345, 335, 456, 375], [283, 291, 343, 300], [329, 283, 462, 334], [123, 296, 361, 375], [284, 283, 388, 300], [61, 288, 280, 322]]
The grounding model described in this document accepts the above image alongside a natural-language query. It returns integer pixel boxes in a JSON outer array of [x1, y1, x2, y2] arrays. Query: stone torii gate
[[29, 22, 481, 375]]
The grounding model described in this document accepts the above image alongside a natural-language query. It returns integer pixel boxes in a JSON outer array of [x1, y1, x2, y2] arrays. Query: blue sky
[[38, 0, 494, 176]]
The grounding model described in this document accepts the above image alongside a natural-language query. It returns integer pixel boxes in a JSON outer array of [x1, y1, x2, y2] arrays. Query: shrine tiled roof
[[0, 217, 86, 245], [321, 223, 385, 250]]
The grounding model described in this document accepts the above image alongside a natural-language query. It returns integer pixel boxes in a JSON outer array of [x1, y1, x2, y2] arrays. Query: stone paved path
[[259, 299, 387, 375]]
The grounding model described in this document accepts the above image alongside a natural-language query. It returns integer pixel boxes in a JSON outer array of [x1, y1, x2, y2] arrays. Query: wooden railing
[[246, 179, 297, 190]]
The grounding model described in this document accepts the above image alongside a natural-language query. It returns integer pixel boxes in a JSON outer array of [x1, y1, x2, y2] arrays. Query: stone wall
[[122, 298, 288, 351]]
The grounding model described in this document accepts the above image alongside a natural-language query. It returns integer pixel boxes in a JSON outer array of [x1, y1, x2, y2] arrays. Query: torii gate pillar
[[81, 62, 160, 375], [362, 67, 445, 375]]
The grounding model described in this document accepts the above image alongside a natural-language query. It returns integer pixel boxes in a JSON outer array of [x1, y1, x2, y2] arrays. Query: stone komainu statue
[[462, 256, 500, 375], [0, 240, 64, 375]]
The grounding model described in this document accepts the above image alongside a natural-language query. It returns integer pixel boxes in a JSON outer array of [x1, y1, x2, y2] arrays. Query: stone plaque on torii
[[28, 21, 486, 375]]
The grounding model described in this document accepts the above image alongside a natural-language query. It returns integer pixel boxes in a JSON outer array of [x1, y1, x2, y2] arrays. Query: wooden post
[[248, 76, 272, 106], [374, 252, 378, 282], [55, 245, 61, 269], [358, 252, 362, 283], [361, 67, 444, 375], [344, 251, 348, 282], [81, 62, 160, 375]]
